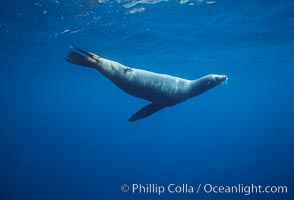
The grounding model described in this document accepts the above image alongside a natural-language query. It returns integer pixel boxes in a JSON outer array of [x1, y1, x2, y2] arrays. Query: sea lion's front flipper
[[129, 103, 165, 122]]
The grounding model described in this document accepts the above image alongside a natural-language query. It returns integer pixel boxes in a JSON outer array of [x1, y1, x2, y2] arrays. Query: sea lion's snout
[[220, 75, 228, 82]]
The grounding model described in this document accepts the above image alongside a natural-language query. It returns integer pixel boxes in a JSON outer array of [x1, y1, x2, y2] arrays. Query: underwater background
[[0, 0, 293, 199]]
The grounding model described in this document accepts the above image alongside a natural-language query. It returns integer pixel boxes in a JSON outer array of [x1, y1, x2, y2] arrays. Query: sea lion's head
[[208, 74, 228, 86], [190, 74, 228, 97], [196, 74, 228, 89]]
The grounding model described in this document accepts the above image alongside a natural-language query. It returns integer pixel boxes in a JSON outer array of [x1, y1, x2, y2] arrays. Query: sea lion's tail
[[65, 46, 100, 69]]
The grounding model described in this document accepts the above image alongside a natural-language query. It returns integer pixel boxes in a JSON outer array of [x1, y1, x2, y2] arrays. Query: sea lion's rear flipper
[[65, 47, 100, 69], [129, 103, 165, 122], [72, 47, 100, 59]]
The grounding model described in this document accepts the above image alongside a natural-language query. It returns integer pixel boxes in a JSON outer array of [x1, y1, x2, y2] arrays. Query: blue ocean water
[[0, 0, 293, 199]]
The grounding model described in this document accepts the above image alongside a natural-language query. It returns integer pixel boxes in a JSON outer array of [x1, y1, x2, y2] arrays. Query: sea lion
[[65, 47, 228, 121]]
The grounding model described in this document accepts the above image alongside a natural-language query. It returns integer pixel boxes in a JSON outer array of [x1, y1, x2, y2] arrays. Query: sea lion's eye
[[215, 77, 219, 81]]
